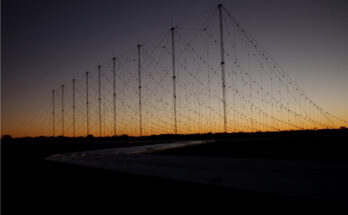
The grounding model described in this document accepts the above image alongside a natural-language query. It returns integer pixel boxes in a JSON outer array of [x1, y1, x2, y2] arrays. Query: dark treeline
[[2, 127, 347, 143], [2, 128, 347, 159]]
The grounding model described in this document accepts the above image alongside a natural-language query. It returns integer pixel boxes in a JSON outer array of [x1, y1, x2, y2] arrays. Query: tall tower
[[218, 4, 227, 133], [171, 27, 178, 135], [112, 57, 117, 136], [137, 44, 143, 136]]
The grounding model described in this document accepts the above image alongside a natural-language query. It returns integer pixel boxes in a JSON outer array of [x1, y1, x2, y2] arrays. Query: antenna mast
[[112, 57, 117, 136], [72, 79, 76, 137], [218, 4, 227, 133], [171, 27, 178, 135], [137, 44, 143, 136], [98, 65, 102, 137], [52, 89, 55, 137], [61, 84, 64, 136], [86, 72, 89, 136]]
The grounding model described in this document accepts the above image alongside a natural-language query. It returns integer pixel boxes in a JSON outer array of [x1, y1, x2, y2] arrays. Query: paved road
[[47, 140, 348, 201]]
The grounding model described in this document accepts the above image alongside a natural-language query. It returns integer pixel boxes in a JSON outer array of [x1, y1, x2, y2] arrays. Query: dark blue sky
[[2, 0, 348, 136]]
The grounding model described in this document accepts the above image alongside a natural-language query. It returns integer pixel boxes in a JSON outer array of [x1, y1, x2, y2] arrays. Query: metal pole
[[171, 27, 178, 135], [72, 79, 76, 137], [112, 57, 117, 136], [137, 44, 142, 137], [98, 65, 102, 137], [52, 89, 55, 137], [61, 84, 64, 136], [218, 4, 227, 133], [86, 71, 89, 136]]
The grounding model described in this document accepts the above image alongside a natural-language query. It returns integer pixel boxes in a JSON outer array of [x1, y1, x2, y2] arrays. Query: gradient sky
[[2, 0, 348, 137]]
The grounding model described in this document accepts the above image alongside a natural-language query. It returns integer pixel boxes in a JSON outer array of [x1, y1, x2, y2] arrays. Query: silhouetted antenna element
[[72, 79, 76, 137], [112, 57, 117, 136], [61, 84, 64, 136], [137, 44, 143, 136], [52, 89, 55, 137], [98, 64, 102, 137], [171, 27, 178, 135], [86, 71, 89, 136], [218, 4, 227, 133]]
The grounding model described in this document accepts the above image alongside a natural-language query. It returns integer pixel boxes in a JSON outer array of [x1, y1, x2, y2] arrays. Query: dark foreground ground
[[2, 129, 348, 214]]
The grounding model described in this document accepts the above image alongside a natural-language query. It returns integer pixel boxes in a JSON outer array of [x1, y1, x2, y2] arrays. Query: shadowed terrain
[[2, 129, 348, 214]]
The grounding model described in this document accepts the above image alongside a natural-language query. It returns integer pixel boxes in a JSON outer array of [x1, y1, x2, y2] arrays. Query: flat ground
[[2, 129, 348, 214]]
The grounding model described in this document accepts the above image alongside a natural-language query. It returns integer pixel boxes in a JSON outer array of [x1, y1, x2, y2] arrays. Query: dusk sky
[[2, 0, 348, 137]]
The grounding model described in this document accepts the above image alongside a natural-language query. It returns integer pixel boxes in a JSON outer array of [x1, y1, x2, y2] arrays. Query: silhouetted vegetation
[[2, 128, 347, 145], [1, 134, 12, 139]]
